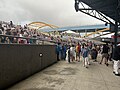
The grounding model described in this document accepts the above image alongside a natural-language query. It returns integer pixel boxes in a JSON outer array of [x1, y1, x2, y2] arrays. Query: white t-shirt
[[70, 47, 76, 56]]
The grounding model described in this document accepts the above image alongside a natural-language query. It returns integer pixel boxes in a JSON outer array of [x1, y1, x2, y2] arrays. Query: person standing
[[0, 24, 4, 34], [108, 44, 113, 61], [91, 47, 98, 62], [81, 45, 90, 68], [66, 46, 70, 63], [100, 44, 110, 66], [75, 42, 81, 62], [112, 43, 120, 76], [70, 45, 76, 62], [56, 42, 62, 61], [61, 44, 67, 60]]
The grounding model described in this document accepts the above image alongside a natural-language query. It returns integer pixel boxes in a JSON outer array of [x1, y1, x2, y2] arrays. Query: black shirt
[[102, 45, 109, 53], [112, 46, 120, 60]]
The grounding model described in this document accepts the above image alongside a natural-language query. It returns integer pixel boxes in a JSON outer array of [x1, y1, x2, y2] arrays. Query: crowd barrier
[[0, 34, 58, 45]]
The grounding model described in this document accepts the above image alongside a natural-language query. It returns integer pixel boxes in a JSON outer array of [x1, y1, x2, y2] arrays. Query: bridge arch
[[28, 22, 59, 30]]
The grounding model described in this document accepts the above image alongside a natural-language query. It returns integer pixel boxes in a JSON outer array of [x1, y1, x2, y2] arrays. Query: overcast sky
[[0, 0, 104, 27]]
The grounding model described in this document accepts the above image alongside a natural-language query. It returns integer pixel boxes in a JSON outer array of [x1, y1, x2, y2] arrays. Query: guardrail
[[0, 34, 58, 45]]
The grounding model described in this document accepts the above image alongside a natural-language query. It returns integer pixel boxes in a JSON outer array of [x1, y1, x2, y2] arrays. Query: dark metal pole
[[114, 21, 118, 48], [114, 0, 119, 48], [75, 0, 79, 12]]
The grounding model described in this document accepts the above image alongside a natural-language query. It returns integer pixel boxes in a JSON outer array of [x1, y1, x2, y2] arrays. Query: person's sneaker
[[86, 66, 88, 68], [99, 62, 101, 64], [115, 74, 120, 76], [113, 71, 115, 74], [106, 63, 109, 66]]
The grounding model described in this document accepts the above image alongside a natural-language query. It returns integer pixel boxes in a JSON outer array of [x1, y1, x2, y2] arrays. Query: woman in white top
[[70, 45, 76, 62]]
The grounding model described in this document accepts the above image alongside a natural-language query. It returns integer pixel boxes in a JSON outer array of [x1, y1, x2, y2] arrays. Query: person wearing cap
[[112, 43, 120, 76]]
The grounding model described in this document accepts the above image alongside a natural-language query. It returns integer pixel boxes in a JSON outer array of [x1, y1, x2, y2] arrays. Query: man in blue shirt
[[56, 42, 62, 61], [81, 45, 90, 68]]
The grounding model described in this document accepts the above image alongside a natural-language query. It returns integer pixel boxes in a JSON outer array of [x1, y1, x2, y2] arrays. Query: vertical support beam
[[75, 0, 79, 12], [114, 0, 119, 48], [94, 29, 96, 38], [85, 29, 87, 37], [79, 33, 81, 37], [114, 21, 118, 47]]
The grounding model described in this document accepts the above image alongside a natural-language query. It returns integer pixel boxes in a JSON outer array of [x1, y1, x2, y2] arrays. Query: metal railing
[[0, 34, 57, 45]]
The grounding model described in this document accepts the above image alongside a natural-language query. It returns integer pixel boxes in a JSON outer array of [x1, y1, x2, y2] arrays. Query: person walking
[[70, 44, 76, 62], [61, 44, 67, 60], [112, 43, 120, 76], [100, 44, 110, 66], [91, 47, 98, 62], [56, 42, 62, 61], [75, 42, 81, 62], [81, 45, 90, 68], [66, 46, 70, 63]]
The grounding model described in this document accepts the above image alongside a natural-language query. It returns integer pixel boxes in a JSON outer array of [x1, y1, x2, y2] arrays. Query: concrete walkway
[[7, 54, 120, 90]]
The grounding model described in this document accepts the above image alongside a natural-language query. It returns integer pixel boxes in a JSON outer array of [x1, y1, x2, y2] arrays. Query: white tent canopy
[[62, 30, 79, 35], [62, 30, 76, 33]]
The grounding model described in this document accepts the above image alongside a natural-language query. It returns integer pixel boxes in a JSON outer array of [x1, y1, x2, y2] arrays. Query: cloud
[[0, 0, 104, 27]]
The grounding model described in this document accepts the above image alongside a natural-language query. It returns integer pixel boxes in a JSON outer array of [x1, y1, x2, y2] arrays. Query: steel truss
[[75, 0, 120, 47], [75, 0, 115, 25]]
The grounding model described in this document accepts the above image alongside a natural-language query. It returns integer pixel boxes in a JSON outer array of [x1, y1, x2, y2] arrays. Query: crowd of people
[[56, 42, 120, 76], [0, 21, 120, 76], [0, 21, 62, 44], [56, 42, 99, 67]]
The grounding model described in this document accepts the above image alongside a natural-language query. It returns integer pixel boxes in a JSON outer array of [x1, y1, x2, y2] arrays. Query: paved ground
[[7, 54, 120, 90]]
